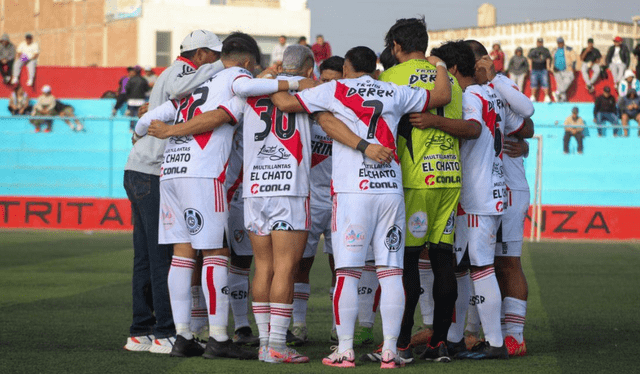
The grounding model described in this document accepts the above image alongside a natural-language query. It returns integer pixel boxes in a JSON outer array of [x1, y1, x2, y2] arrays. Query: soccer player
[[378, 17, 463, 363], [271, 45, 451, 368], [134, 33, 302, 359]]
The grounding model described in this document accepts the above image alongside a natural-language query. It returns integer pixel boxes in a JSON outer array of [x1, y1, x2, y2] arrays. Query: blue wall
[[1, 100, 639, 207]]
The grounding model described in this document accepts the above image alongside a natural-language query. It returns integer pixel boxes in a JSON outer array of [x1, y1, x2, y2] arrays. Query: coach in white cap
[[123, 30, 225, 354]]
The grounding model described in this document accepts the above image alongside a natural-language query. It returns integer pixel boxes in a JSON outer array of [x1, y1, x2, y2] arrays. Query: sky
[[307, 0, 640, 55]]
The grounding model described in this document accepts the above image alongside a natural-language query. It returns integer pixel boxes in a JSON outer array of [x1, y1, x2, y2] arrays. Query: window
[[210, 0, 227, 4], [156, 31, 172, 67]]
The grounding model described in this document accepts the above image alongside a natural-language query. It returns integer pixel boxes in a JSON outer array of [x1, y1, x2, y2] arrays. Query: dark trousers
[[127, 105, 141, 130], [0, 59, 13, 81], [563, 131, 584, 153], [123, 170, 175, 338], [595, 112, 620, 136]]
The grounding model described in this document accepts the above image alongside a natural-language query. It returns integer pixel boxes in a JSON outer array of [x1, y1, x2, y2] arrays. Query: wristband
[[132, 132, 143, 141], [436, 61, 447, 69], [356, 139, 370, 153], [288, 80, 300, 91]]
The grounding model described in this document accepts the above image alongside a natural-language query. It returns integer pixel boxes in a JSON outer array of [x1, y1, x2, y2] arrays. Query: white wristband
[[436, 61, 447, 69], [288, 80, 300, 91]]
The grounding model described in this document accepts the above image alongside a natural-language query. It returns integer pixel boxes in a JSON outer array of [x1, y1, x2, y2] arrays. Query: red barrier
[[524, 205, 640, 240], [0, 196, 132, 231]]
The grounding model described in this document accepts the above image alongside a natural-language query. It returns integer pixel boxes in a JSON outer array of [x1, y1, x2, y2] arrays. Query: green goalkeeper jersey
[[379, 59, 462, 189]]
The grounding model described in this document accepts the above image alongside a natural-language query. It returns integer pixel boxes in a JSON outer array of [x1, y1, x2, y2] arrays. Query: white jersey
[[309, 123, 333, 208], [221, 75, 312, 198], [459, 84, 523, 215], [295, 75, 429, 195], [224, 123, 245, 203]]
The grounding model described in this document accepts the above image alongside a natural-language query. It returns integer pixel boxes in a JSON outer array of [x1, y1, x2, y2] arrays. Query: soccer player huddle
[[132, 16, 535, 368]]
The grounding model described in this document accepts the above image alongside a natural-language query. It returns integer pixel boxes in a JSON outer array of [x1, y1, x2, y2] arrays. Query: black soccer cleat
[[419, 341, 452, 363], [446, 338, 468, 358], [232, 326, 260, 347], [202, 337, 258, 360], [455, 341, 509, 360], [169, 335, 205, 358], [396, 343, 415, 364]]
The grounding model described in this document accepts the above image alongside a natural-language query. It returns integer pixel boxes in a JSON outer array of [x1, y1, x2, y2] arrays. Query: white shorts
[[229, 194, 253, 257], [304, 203, 332, 258], [244, 196, 310, 236], [495, 189, 529, 257], [332, 193, 405, 269], [454, 213, 500, 267], [159, 177, 228, 250]]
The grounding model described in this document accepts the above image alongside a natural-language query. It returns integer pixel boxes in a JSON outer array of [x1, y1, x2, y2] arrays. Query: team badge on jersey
[[161, 204, 176, 229], [408, 211, 428, 239], [443, 210, 455, 235], [385, 225, 403, 252], [234, 229, 245, 243], [184, 208, 204, 235], [272, 220, 293, 231]]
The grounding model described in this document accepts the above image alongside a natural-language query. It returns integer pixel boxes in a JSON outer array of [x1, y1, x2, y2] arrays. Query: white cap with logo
[[180, 30, 223, 53], [42, 85, 51, 93]]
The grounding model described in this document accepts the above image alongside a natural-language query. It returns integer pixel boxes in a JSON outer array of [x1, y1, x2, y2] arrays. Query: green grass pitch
[[1, 230, 638, 373]]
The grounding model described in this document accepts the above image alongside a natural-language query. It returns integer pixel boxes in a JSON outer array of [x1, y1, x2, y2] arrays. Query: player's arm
[[315, 112, 393, 164], [270, 91, 305, 113], [510, 117, 534, 139], [134, 100, 178, 138], [271, 80, 328, 113], [408, 112, 481, 139], [488, 71, 535, 118], [168, 60, 224, 100], [232, 76, 315, 98], [425, 55, 452, 109]]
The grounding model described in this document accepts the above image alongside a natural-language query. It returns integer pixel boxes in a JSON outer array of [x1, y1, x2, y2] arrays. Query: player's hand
[[426, 55, 444, 67], [503, 139, 529, 158], [148, 120, 173, 139], [364, 144, 394, 164], [476, 56, 497, 82], [297, 78, 319, 91], [409, 112, 439, 129], [138, 102, 149, 117]]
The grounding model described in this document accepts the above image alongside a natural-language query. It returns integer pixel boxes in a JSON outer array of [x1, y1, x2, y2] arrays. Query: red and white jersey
[[224, 124, 244, 203], [459, 84, 523, 215], [309, 123, 333, 208], [221, 75, 312, 198], [295, 75, 429, 195]]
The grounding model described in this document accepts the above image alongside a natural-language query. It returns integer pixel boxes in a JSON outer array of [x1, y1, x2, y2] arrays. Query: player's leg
[[446, 212, 472, 357], [291, 256, 313, 345], [189, 253, 208, 342], [327, 251, 338, 342], [248, 232, 273, 356], [355, 260, 378, 345]]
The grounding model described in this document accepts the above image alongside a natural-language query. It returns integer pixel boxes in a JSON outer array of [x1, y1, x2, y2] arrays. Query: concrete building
[[0, 0, 310, 67]]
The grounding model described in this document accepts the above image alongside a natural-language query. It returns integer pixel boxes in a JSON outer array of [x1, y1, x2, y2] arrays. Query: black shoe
[[203, 337, 258, 360], [169, 335, 205, 357], [456, 341, 508, 360], [232, 326, 260, 347], [446, 338, 467, 357], [396, 344, 414, 364], [285, 329, 304, 347], [419, 341, 451, 363]]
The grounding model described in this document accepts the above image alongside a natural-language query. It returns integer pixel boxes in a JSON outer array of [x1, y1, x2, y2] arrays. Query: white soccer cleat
[[124, 335, 154, 352], [322, 346, 356, 367], [149, 336, 176, 354]]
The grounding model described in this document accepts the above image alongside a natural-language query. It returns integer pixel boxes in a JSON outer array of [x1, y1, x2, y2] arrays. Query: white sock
[[329, 287, 336, 331], [501, 303, 507, 338], [168, 256, 196, 340], [334, 268, 361, 352], [252, 302, 270, 347], [292, 282, 310, 326], [190, 286, 208, 333], [447, 270, 470, 343], [376, 267, 405, 354], [357, 264, 379, 328], [202, 256, 230, 342], [470, 267, 503, 347], [503, 297, 527, 343], [418, 259, 434, 326], [269, 303, 293, 349], [228, 265, 251, 330], [465, 303, 480, 334]]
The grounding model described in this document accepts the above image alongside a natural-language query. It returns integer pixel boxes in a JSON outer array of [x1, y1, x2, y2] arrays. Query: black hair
[[345, 46, 377, 74], [298, 36, 307, 43], [319, 56, 344, 73], [465, 40, 489, 59], [430, 40, 475, 78], [379, 46, 398, 70], [384, 17, 429, 54], [222, 32, 261, 65], [180, 47, 217, 61], [126, 66, 135, 72]]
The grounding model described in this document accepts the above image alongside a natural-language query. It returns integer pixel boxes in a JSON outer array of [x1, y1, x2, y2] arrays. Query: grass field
[[1, 230, 638, 373]]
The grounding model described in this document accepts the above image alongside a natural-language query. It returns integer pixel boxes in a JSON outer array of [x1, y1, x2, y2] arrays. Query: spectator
[[0, 33, 16, 84], [113, 66, 149, 131], [298, 36, 310, 48], [563, 106, 585, 154], [618, 70, 639, 99], [551, 36, 577, 101], [605, 36, 630, 87], [580, 38, 602, 93], [593, 86, 619, 137], [271, 35, 288, 65], [55, 100, 84, 132], [619, 89, 640, 137], [8, 84, 31, 115], [11, 33, 39, 87], [633, 42, 640, 80], [30, 84, 56, 133], [311, 34, 331, 64], [115, 67, 134, 115], [528, 37, 552, 102], [490, 41, 505, 73], [507, 46, 529, 92], [143, 66, 157, 99]]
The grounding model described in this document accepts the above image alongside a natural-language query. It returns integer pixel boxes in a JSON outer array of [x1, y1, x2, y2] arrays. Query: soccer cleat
[[258, 345, 269, 362], [380, 349, 405, 369], [289, 325, 308, 346], [464, 331, 483, 351], [543, 95, 551, 103], [396, 344, 414, 364], [170, 335, 205, 357], [359, 343, 382, 362], [322, 346, 356, 368], [419, 341, 451, 363], [233, 326, 260, 347], [203, 337, 257, 360], [354, 326, 374, 345], [410, 326, 433, 347], [265, 346, 310, 364], [446, 338, 468, 357], [505, 336, 527, 357], [149, 336, 176, 354], [456, 341, 509, 360], [124, 335, 154, 352]]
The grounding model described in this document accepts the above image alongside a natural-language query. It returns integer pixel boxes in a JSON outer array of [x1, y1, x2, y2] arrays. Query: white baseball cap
[[180, 30, 223, 53], [42, 85, 51, 93], [624, 70, 634, 79]]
